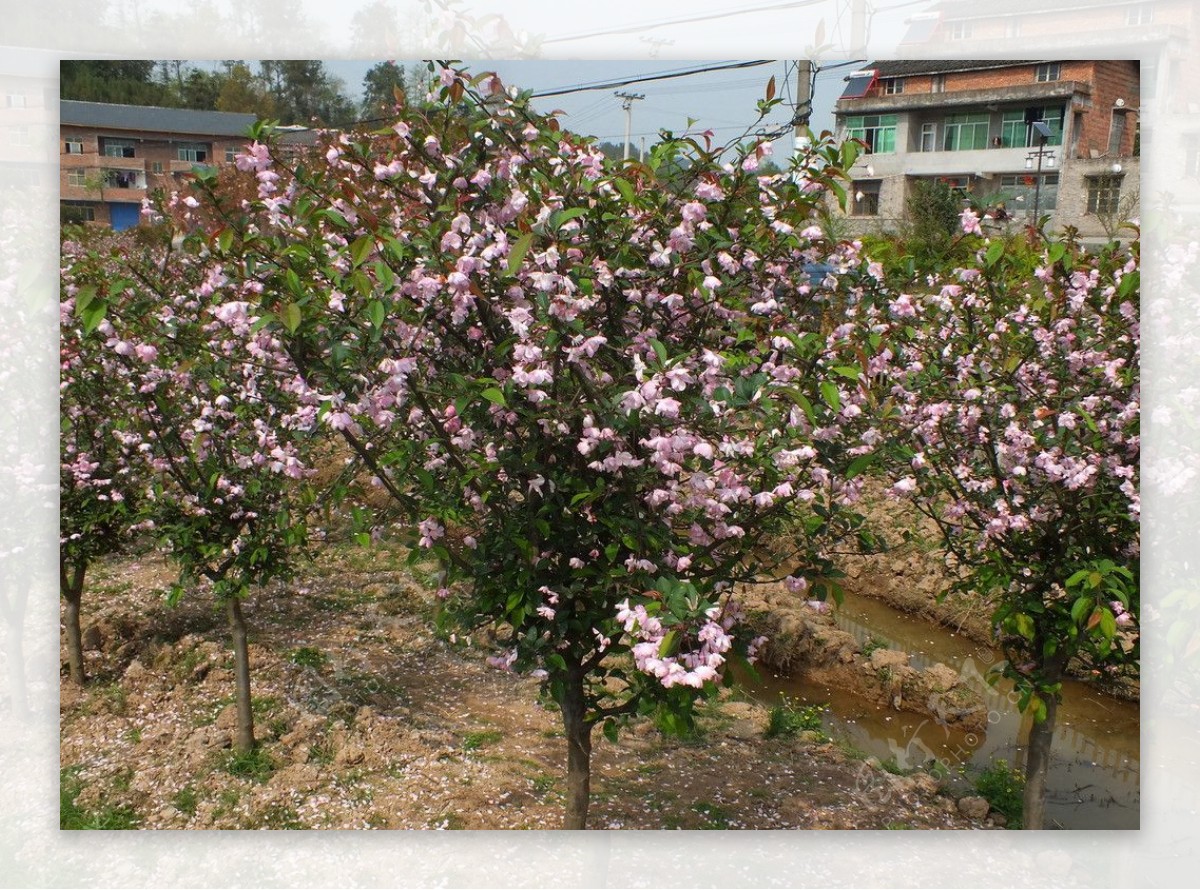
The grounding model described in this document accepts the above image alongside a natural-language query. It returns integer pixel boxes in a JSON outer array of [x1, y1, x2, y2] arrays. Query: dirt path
[[60, 545, 989, 830]]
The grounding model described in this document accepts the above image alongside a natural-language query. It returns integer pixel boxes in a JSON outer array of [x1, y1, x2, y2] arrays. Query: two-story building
[[60, 100, 258, 229], [832, 60, 1140, 241]]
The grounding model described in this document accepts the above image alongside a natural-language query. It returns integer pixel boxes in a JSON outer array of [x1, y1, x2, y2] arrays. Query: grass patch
[[764, 698, 826, 739], [288, 646, 328, 669], [430, 812, 467, 829], [691, 801, 733, 830], [172, 785, 199, 816], [880, 756, 914, 776], [253, 803, 303, 829], [60, 768, 140, 830], [861, 636, 889, 657], [462, 729, 503, 751], [223, 746, 275, 782], [975, 759, 1024, 829]]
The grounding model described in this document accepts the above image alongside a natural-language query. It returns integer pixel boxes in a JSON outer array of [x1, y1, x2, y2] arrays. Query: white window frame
[[64, 139, 83, 154], [66, 168, 87, 187], [1035, 63, 1061, 83], [177, 142, 210, 163], [950, 21, 971, 39], [919, 122, 937, 152]]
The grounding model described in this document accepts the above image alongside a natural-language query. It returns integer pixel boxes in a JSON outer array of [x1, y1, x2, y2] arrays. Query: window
[[1126, 4, 1153, 25], [102, 138, 135, 158], [1007, 19, 1022, 38], [9, 126, 29, 146], [1035, 63, 1061, 83], [225, 146, 238, 162], [1108, 110, 1129, 155], [1087, 175, 1123, 214], [999, 173, 1058, 210], [950, 21, 972, 39], [919, 122, 937, 152], [931, 74, 946, 93], [852, 180, 881, 216], [177, 142, 210, 163], [943, 113, 990, 151], [61, 202, 96, 224], [66, 168, 87, 187], [1000, 106, 1065, 147], [6, 93, 26, 108], [151, 161, 164, 174], [64, 139, 83, 154], [881, 77, 904, 95], [843, 114, 897, 153]]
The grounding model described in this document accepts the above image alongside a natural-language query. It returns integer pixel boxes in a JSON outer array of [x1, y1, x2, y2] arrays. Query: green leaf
[[614, 177, 635, 204], [281, 302, 302, 333], [845, 452, 876, 480], [819, 380, 841, 412], [507, 232, 534, 275], [985, 240, 1005, 267], [1047, 242, 1066, 264], [1013, 613, 1035, 641], [80, 298, 107, 335], [1065, 569, 1090, 588], [367, 299, 385, 330], [649, 338, 668, 366], [658, 630, 679, 658], [831, 365, 861, 381], [73, 285, 96, 314], [550, 207, 589, 229], [481, 387, 507, 407], [1099, 609, 1117, 640], [217, 228, 234, 254], [350, 235, 374, 268], [285, 268, 304, 298], [602, 719, 619, 744], [1070, 597, 1093, 625]]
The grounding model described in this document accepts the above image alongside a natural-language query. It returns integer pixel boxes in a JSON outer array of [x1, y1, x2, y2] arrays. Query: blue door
[[109, 203, 140, 231]]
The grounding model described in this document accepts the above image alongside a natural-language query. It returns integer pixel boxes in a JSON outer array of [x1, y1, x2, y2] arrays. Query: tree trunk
[[61, 561, 87, 686], [226, 597, 255, 753], [1022, 665, 1063, 830], [560, 667, 592, 830]]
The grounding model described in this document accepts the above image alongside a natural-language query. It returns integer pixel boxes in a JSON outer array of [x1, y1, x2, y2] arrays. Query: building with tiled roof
[[832, 59, 1140, 240], [60, 100, 258, 229]]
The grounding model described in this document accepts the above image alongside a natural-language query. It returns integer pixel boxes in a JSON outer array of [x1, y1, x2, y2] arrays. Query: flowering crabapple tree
[[181, 65, 885, 828], [60, 227, 319, 752], [60, 230, 154, 685], [866, 217, 1139, 829]]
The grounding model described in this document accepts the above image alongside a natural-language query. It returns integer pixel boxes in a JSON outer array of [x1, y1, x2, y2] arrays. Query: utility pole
[[615, 91, 644, 161], [639, 136, 646, 163], [793, 59, 813, 153]]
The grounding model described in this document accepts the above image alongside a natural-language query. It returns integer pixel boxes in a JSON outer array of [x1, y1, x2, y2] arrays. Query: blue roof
[[60, 100, 257, 137]]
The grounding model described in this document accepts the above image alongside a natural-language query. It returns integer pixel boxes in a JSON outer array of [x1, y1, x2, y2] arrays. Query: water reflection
[[745, 592, 1139, 829]]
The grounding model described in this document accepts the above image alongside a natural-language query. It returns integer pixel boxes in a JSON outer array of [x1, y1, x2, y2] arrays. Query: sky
[[324, 59, 859, 154]]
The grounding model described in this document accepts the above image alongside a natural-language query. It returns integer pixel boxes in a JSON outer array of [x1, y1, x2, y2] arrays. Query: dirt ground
[[59, 544, 990, 831]]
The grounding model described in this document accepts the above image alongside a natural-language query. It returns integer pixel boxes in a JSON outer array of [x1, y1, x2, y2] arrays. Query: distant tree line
[[61, 60, 436, 129]]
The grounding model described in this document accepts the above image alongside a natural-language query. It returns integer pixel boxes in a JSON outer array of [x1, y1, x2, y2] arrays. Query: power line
[[530, 60, 774, 98]]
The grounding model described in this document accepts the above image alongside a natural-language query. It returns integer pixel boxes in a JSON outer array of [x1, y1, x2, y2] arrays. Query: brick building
[[60, 100, 257, 229], [833, 60, 1140, 241]]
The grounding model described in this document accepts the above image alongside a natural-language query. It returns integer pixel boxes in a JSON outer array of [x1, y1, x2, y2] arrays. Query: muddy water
[[745, 592, 1139, 829]]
